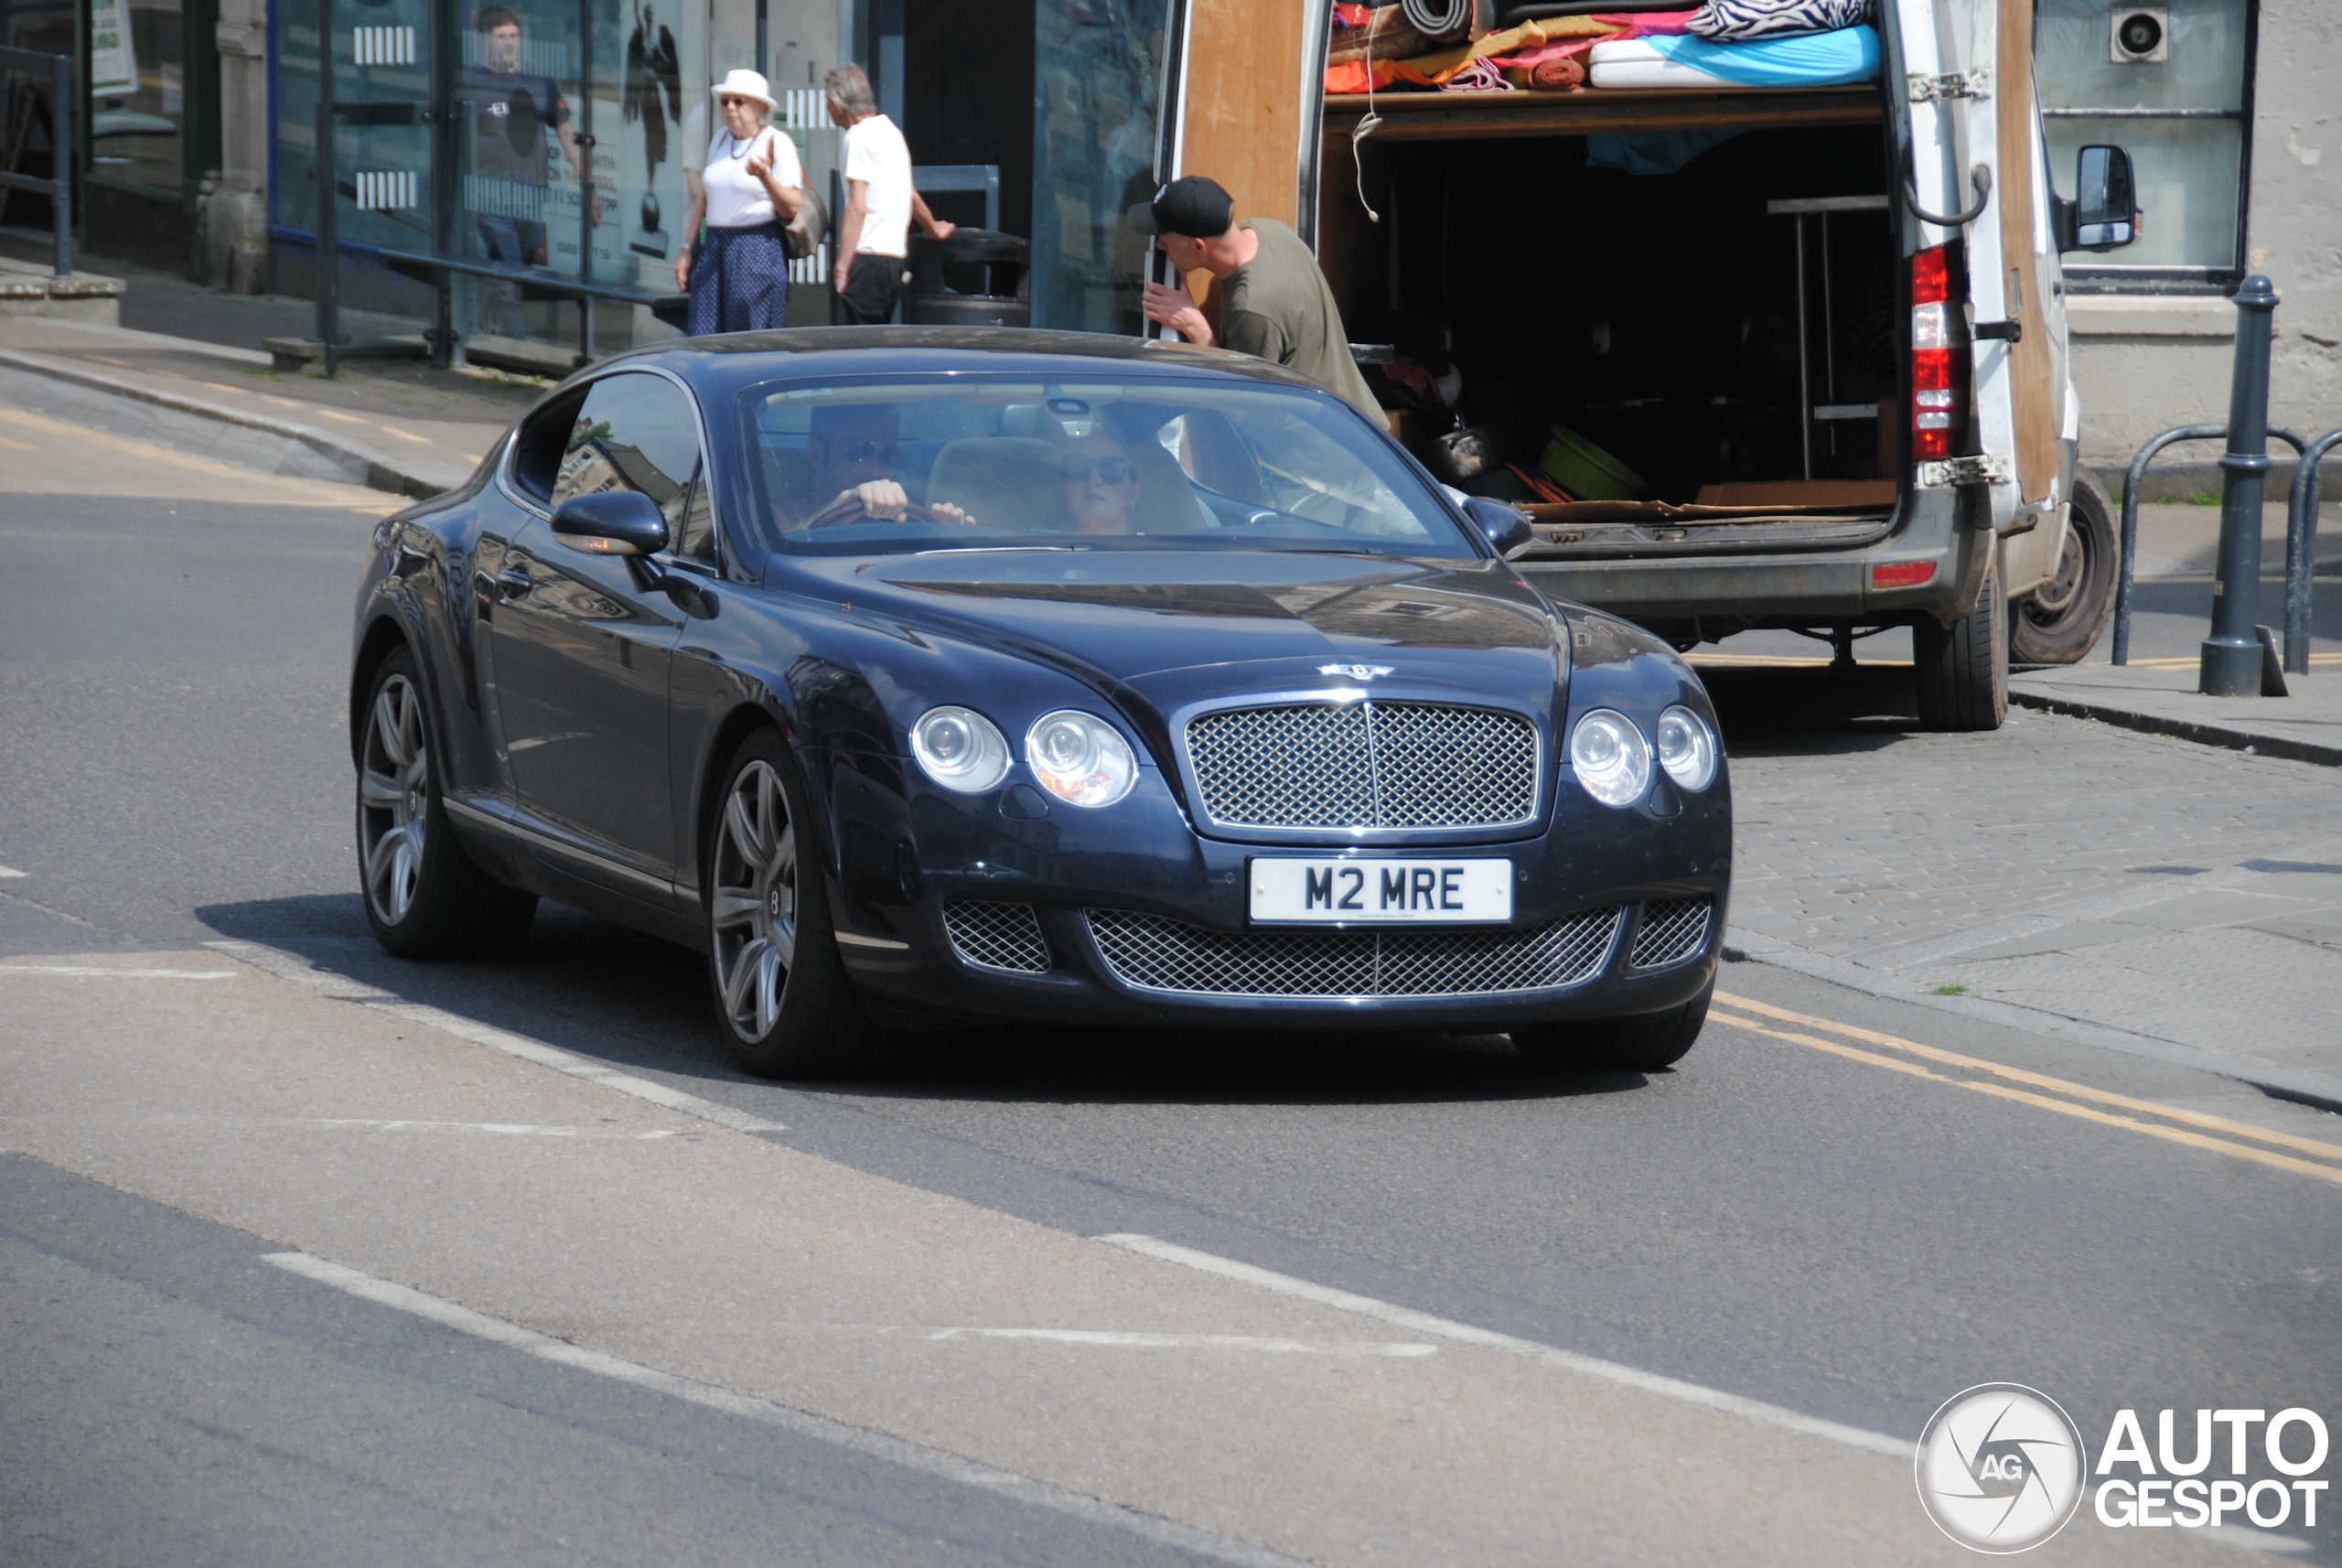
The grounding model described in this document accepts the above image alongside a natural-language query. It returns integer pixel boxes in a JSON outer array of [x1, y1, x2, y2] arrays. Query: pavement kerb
[[1724, 928, 2342, 1116], [0, 346, 450, 502], [2007, 683, 2342, 768]]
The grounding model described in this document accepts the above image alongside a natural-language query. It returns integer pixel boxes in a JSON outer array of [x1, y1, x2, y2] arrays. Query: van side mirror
[[2057, 145, 2140, 252], [552, 489, 671, 555], [1461, 495, 1536, 557]]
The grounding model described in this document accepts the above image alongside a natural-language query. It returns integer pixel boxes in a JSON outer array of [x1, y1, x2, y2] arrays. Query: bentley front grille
[[942, 900, 1051, 974], [1084, 907, 1621, 999], [1183, 701, 1537, 831], [1629, 897, 1712, 970]]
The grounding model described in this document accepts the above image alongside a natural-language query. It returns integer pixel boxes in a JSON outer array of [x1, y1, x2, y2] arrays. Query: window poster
[[89, 0, 136, 97]]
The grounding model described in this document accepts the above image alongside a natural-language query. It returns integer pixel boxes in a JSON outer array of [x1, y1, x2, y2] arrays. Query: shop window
[[2036, 0, 2253, 286], [88, 0, 184, 193]]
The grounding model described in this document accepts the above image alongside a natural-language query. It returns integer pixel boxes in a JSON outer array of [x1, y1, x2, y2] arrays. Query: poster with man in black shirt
[[462, 5, 601, 335]]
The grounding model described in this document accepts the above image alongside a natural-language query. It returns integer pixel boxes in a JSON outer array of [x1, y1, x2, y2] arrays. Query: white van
[[1173, 0, 2142, 731]]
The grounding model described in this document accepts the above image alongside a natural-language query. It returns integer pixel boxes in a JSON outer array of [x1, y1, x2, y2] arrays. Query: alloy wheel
[[360, 674, 429, 925], [711, 759, 798, 1040]]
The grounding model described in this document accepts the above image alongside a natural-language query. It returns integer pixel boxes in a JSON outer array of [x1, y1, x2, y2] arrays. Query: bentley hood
[[811, 550, 1569, 706]]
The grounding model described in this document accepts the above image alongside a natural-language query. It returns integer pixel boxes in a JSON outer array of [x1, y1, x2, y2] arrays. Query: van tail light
[[1910, 245, 1961, 464]]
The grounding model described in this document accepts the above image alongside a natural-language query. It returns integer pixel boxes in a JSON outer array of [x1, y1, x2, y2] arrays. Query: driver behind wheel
[[790, 403, 975, 529]]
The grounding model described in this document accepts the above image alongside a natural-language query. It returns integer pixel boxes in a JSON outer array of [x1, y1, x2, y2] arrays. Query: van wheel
[[704, 729, 870, 1079], [2011, 474, 2119, 666], [1512, 983, 1711, 1073], [1914, 552, 2007, 732]]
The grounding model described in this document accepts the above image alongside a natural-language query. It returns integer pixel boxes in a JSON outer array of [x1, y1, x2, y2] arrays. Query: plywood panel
[[1180, 0, 1311, 227], [1997, 0, 2057, 507]]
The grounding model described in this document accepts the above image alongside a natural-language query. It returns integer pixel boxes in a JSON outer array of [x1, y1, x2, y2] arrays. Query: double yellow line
[[1710, 993, 2342, 1187]]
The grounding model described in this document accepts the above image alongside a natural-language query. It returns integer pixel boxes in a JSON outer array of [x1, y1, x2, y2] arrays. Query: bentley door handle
[[495, 566, 533, 599]]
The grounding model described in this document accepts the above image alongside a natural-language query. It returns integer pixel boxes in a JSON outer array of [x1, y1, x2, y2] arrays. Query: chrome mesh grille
[[1184, 702, 1537, 831], [1084, 907, 1621, 999], [1629, 897, 1712, 970], [942, 901, 1051, 974]]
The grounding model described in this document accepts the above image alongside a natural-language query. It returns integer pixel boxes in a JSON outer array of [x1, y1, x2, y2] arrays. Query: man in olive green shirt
[[1138, 177, 1384, 425]]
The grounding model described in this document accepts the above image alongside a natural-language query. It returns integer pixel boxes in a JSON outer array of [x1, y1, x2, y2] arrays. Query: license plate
[[1249, 858, 1513, 925]]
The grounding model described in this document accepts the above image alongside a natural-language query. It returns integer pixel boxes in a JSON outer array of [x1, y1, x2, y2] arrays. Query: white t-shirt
[[841, 113, 911, 258], [700, 124, 800, 230]]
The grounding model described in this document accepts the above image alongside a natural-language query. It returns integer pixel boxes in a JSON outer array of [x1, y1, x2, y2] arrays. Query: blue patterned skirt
[[688, 222, 790, 335]]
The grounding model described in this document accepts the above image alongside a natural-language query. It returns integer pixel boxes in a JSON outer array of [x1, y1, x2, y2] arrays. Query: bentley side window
[[551, 372, 706, 550]]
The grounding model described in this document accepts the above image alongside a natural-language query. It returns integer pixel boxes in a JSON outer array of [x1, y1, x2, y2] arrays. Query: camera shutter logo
[[1915, 1384, 2089, 1552]]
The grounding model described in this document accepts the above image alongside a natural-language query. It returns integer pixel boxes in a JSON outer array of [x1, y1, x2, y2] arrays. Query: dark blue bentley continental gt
[[349, 329, 1729, 1077]]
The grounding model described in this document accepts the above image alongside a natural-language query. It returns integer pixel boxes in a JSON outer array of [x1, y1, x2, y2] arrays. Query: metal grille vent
[[1085, 908, 1620, 999], [943, 901, 1051, 974], [1629, 897, 1712, 970], [1184, 702, 1537, 831]]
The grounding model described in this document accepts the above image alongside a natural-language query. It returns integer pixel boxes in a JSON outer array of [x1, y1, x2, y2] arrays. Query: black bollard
[[2200, 276, 2279, 696]]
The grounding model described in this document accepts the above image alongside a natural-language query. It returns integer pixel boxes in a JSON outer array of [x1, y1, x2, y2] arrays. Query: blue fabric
[[1587, 129, 1744, 176], [1645, 24, 1881, 85], [688, 223, 790, 335]]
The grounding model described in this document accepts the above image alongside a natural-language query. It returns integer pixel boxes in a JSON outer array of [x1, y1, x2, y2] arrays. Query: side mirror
[[552, 489, 671, 556], [1461, 495, 1536, 558], [2059, 145, 2140, 252]]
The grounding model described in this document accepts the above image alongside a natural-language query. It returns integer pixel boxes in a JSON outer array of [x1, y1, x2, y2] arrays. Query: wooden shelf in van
[[1322, 84, 1883, 141]]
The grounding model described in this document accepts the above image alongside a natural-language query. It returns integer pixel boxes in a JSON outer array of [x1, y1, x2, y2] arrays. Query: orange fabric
[[1325, 58, 1402, 94]]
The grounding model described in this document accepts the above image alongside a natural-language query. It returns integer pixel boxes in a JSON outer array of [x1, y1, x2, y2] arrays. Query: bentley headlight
[[1570, 710, 1651, 808], [1655, 705, 1717, 791], [1026, 710, 1137, 808], [911, 706, 1010, 793]]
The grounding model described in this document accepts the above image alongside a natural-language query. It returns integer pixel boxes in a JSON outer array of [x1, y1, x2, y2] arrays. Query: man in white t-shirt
[[822, 62, 954, 325]]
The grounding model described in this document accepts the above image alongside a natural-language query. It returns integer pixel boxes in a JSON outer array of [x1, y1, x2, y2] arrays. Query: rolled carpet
[[1402, 0, 1491, 42]]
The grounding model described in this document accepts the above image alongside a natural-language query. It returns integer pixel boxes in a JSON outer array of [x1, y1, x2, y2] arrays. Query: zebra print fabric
[[1685, 0, 1873, 42]]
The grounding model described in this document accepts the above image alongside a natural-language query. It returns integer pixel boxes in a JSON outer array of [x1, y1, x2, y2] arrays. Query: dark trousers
[[475, 216, 545, 338], [832, 252, 904, 325]]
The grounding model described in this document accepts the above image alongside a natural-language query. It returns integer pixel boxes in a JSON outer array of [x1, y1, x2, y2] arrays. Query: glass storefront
[[270, 0, 1174, 357]]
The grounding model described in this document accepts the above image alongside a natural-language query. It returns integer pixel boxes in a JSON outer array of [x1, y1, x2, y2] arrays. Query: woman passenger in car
[[1053, 430, 1144, 535]]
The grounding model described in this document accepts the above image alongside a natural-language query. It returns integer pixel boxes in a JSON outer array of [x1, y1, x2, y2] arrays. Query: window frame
[[2041, 0, 2260, 295], [501, 363, 731, 574]]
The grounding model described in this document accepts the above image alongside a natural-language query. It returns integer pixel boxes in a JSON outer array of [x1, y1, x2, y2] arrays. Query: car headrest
[[925, 437, 1061, 533]]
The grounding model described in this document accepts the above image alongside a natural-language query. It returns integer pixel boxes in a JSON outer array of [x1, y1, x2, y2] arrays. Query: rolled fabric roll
[[1327, 5, 1439, 62], [1530, 54, 1586, 87]]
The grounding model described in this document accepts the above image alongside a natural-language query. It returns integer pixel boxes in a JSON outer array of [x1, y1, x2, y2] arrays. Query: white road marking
[[0, 965, 239, 980], [0, 865, 28, 878], [925, 1326, 1437, 1357], [264, 1251, 1315, 1568], [1098, 1234, 1909, 1462], [309, 1119, 682, 1139], [205, 940, 788, 1135]]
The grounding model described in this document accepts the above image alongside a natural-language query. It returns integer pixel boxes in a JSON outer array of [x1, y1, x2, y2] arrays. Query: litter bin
[[906, 228, 1030, 328]]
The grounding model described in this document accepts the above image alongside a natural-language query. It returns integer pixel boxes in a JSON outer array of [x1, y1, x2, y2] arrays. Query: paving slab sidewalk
[[0, 312, 537, 499], [2011, 662, 2342, 767]]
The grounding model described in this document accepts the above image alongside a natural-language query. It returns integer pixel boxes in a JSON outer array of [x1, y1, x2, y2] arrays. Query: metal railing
[[2112, 423, 2309, 669], [0, 46, 74, 280]]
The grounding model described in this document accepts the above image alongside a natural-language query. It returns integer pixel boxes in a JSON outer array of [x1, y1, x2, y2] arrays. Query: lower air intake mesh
[[1084, 908, 1621, 999], [1629, 897, 1712, 970], [942, 901, 1051, 974]]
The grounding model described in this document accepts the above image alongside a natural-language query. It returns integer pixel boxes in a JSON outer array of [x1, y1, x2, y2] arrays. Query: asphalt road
[[3, 439, 2337, 1563]]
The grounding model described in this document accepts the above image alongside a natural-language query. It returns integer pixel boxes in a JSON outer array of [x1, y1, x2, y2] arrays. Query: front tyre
[[1913, 551, 2007, 732], [357, 648, 537, 958], [1512, 982, 1712, 1073], [705, 730, 869, 1078], [2010, 473, 2119, 666]]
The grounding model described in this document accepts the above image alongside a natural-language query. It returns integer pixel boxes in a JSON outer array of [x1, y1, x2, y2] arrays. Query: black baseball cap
[[1135, 176, 1235, 240]]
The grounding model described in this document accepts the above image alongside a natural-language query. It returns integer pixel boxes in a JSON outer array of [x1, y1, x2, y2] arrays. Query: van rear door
[[1894, 0, 2060, 537]]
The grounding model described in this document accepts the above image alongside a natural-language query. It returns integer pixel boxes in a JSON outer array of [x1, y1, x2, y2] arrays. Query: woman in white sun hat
[[675, 69, 802, 333]]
